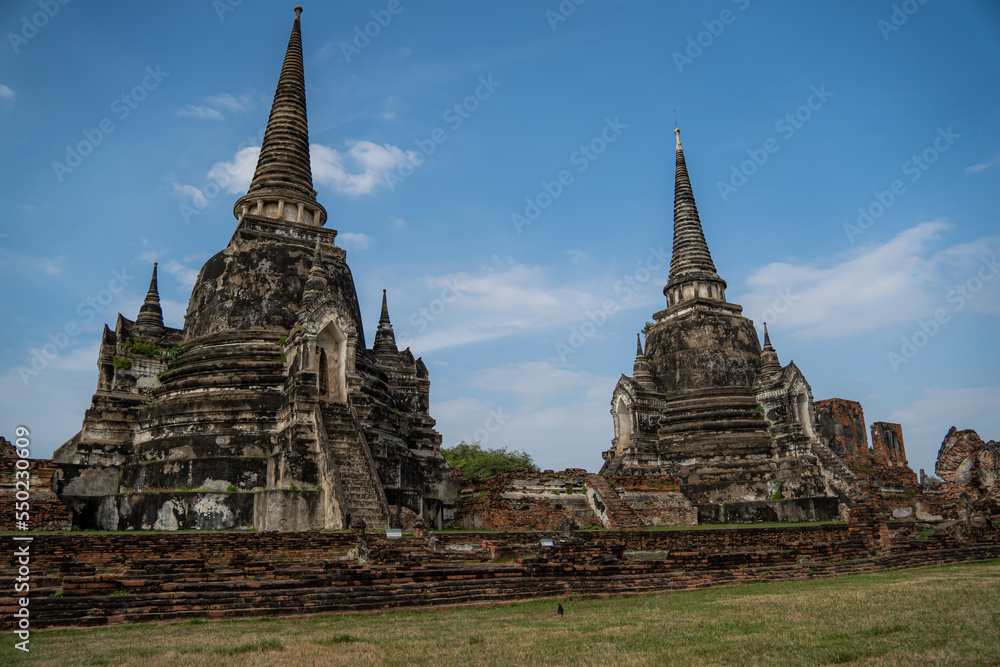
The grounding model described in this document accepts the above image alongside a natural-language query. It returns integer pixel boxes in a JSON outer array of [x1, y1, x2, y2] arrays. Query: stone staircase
[[809, 438, 858, 500], [319, 402, 390, 529], [585, 474, 646, 530]]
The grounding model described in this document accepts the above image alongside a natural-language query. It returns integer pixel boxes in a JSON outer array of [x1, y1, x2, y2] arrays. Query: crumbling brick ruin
[[454, 470, 696, 531]]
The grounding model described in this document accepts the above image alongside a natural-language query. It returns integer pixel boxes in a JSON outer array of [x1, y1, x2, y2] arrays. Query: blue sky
[[1, 1, 998, 477]]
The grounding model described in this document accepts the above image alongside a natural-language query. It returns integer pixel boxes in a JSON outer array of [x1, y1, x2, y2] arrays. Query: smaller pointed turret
[[135, 263, 164, 336], [303, 237, 328, 301], [373, 289, 398, 356], [759, 322, 781, 380], [632, 333, 654, 387]]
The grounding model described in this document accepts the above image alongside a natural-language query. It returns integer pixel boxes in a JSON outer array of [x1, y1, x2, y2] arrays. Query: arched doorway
[[615, 398, 632, 451], [316, 319, 347, 402]]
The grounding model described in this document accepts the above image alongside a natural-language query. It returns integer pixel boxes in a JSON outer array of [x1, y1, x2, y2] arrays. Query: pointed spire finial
[[632, 332, 653, 387], [373, 289, 398, 356], [759, 322, 781, 380], [233, 5, 327, 227], [379, 289, 391, 326], [663, 128, 728, 309], [303, 236, 328, 300], [135, 263, 164, 335]]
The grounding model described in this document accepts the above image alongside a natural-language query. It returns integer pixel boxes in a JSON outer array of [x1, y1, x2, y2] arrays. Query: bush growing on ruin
[[442, 441, 539, 478]]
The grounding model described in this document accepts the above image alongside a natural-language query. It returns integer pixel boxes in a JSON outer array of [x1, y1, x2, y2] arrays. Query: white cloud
[[171, 180, 208, 207], [162, 259, 200, 289], [206, 146, 260, 195], [0, 84, 14, 105], [434, 361, 617, 470], [172, 136, 415, 208], [396, 259, 660, 354], [311, 141, 418, 196], [889, 386, 1000, 474], [337, 232, 372, 251], [206, 93, 252, 114], [0, 246, 66, 277], [389, 216, 407, 229], [966, 151, 1000, 174], [177, 92, 254, 120], [177, 104, 224, 120], [735, 221, 1000, 339]]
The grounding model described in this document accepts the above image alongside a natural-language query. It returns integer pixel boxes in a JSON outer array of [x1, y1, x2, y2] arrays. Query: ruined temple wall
[[0, 438, 72, 531], [454, 471, 696, 531], [814, 398, 869, 459]]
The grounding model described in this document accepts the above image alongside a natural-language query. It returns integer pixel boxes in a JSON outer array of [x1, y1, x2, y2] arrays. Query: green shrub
[[442, 441, 539, 478], [112, 356, 132, 370], [227, 485, 238, 493]]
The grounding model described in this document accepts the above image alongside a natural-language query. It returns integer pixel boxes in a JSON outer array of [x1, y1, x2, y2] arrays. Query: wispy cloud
[[177, 104, 223, 120], [0, 84, 15, 105], [396, 259, 656, 353], [889, 386, 1000, 472], [966, 151, 1000, 174], [389, 216, 407, 229], [735, 221, 1000, 339], [337, 232, 372, 251], [177, 92, 255, 120], [434, 361, 617, 467]]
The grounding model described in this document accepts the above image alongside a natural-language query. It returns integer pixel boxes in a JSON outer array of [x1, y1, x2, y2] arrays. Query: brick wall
[[0, 437, 72, 531]]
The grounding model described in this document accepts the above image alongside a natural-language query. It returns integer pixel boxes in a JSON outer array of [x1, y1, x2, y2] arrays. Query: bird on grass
[[557, 603, 564, 617]]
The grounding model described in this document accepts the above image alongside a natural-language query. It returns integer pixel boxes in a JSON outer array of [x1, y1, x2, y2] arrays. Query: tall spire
[[373, 289, 398, 356], [663, 127, 728, 309], [234, 5, 327, 228], [135, 263, 164, 335]]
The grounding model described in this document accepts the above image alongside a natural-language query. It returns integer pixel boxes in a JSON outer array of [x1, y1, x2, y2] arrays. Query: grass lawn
[[3, 560, 998, 666]]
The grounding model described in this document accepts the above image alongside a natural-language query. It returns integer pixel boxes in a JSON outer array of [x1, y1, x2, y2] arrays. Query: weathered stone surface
[[40, 9, 453, 532]]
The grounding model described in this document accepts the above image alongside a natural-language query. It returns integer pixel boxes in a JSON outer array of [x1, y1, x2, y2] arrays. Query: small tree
[[442, 441, 539, 478]]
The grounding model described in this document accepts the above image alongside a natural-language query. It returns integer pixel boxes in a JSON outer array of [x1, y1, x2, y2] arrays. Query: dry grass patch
[[3, 560, 998, 666]]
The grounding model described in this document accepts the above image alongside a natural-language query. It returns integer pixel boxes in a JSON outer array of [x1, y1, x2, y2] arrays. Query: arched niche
[[615, 398, 632, 452], [316, 319, 348, 403], [796, 392, 815, 439]]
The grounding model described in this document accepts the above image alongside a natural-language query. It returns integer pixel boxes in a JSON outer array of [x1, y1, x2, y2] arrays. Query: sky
[[1, 1, 998, 477]]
